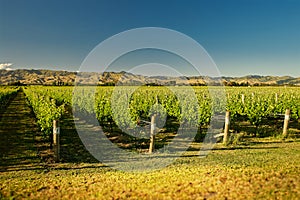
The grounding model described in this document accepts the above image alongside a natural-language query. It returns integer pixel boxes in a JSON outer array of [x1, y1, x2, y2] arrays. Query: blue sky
[[0, 0, 300, 77]]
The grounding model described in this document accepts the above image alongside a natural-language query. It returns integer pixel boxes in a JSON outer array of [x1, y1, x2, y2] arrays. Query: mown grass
[[1, 138, 300, 200]]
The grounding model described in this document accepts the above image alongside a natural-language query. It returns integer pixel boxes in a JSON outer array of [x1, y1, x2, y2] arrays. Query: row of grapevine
[[0, 87, 19, 110], [23, 86, 300, 137], [71, 86, 210, 130], [23, 87, 65, 137], [225, 87, 300, 126]]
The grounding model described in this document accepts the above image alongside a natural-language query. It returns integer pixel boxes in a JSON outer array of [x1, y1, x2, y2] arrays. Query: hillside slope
[[0, 69, 299, 86]]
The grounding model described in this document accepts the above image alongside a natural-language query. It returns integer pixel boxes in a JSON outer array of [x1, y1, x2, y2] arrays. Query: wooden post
[[275, 93, 278, 103], [149, 114, 156, 153], [53, 120, 60, 162], [241, 94, 245, 104], [282, 109, 290, 138], [223, 111, 230, 144]]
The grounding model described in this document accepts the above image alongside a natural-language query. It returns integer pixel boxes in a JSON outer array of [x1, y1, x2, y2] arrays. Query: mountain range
[[0, 69, 299, 86]]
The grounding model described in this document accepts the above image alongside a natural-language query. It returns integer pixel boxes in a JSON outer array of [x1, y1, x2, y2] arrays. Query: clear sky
[[0, 0, 300, 77]]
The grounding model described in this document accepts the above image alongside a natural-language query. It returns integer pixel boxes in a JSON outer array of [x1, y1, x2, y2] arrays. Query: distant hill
[[0, 69, 76, 86], [220, 75, 300, 86], [0, 69, 299, 86]]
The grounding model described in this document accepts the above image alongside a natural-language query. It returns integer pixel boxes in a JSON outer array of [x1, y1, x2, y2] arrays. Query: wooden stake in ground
[[282, 109, 290, 138], [53, 120, 60, 162], [241, 94, 245, 104], [223, 111, 230, 144], [149, 114, 157, 153]]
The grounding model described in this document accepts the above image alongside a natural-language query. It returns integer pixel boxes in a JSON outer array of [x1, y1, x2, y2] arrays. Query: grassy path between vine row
[[0, 90, 42, 172]]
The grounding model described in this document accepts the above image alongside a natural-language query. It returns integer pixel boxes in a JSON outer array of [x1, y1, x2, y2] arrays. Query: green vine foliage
[[0, 87, 19, 109], [24, 87, 65, 137], [21, 86, 300, 138]]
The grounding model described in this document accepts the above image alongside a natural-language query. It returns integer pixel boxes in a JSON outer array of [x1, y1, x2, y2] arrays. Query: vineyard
[[0, 85, 300, 199], [22, 86, 300, 143]]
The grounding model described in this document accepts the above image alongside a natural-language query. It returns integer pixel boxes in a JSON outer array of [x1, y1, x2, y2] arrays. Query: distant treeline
[[3, 80, 299, 87]]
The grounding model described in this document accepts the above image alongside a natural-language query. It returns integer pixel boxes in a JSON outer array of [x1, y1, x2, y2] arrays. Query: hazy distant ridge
[[0, 69, 299, 86]]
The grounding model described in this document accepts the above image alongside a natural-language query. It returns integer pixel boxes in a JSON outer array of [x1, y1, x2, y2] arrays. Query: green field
[[0, 86, 300, 199]]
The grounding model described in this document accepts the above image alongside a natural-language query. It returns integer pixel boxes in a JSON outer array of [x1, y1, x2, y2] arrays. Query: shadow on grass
[[231, 117, 300, 138], [0, 165, 45, 172], [0, 91, 44, 172], [60, 109, 99, 164], [211, 146, 279, 151], [182, 145, 280, 158], [49, 165, 109, 171], [59, 105, 300, 164]]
